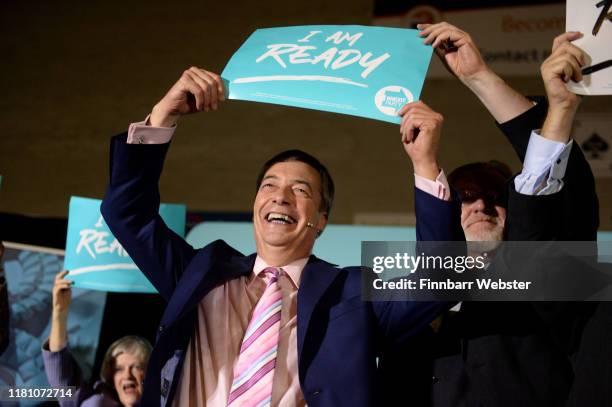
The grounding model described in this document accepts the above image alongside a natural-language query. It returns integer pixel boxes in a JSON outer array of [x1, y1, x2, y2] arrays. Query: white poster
[[567, 0, 612, 95]]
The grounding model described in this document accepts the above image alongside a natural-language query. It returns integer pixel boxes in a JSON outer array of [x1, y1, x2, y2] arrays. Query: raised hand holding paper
[[567, 0, 612, 95], [64, 196, 186, 293], [222, 25, 433, 123]]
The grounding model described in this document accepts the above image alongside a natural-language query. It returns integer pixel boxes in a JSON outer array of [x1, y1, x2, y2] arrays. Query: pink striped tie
[[228, 267, 282, 407]]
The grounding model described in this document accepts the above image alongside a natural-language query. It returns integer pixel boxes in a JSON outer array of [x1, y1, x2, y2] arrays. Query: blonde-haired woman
[[43, 270, 152, 406]]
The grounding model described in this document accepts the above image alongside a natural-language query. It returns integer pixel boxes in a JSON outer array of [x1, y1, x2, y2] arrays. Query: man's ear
[[316, 212, 328, 238]]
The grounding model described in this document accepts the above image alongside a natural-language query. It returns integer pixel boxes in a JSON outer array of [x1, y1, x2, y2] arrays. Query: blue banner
[[63, 196, 186, 293], [222, 25, 433, 123], [0, 243, 106, 406]]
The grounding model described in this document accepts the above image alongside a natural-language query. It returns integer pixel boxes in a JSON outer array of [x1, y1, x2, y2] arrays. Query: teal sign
[[186, 221, 418, 267], [222, 25, 433, 123], [186, 222, 612, 268], [63, 196, 186, 293]]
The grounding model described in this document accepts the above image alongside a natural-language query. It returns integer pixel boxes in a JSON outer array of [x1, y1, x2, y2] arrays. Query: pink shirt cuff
[[127, 115, 176, 144], [414, 169, 451, 201]]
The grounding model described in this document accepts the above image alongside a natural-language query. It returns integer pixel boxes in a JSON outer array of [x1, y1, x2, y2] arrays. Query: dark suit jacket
[[101, 133, 455, 407], [500, 98, 607, 407], [382, 100, 601, 407]]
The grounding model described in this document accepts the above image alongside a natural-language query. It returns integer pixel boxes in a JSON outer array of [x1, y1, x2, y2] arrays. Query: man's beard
[[464, 226, 503, 253]]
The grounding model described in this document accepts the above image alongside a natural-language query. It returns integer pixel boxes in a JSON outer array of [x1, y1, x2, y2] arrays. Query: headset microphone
[[306, 221, 323, 237]]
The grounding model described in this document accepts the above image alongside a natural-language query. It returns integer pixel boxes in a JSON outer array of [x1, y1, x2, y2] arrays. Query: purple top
[[42, 340, 120, 407]]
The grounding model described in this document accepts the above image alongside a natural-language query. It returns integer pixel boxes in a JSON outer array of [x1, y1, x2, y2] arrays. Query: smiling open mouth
[[266, 212, 297, 224], [122, 383, 137, 392]]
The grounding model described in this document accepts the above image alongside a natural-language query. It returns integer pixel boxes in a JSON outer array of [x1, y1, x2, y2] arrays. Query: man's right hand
[[150, 67, 226, 127], [418, 22, 533, 124], [418, 22, 490, 85]]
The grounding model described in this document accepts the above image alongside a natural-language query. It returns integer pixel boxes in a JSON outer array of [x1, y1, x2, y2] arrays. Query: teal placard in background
[[187, 222, 612, 268], [64, 196, 186, 293], [187, 221, 417, 267], [222, 25, 433, 124]]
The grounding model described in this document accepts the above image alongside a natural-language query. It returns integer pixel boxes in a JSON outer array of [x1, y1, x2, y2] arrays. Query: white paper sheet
[[567, 0, 612, 95]]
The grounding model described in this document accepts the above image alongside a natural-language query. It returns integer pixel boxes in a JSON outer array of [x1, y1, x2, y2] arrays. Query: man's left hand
[[399, 101, 444, 181], [541, 32, 585, 114], [541, 32, 586, 143]]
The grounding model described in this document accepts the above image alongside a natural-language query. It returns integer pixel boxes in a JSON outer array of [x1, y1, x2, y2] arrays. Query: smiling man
[[253, 152, 331, 266], [101, 67, 454, 407]]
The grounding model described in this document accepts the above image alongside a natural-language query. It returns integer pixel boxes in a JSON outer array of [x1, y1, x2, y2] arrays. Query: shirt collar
[[253, 255, 308, 288]]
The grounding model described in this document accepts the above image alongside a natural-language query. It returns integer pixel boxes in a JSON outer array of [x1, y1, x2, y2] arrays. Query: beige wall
[[1, 1, 611, 229]]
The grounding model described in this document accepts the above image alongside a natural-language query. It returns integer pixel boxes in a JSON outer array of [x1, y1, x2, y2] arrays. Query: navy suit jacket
[[101, 133, 456, 407]]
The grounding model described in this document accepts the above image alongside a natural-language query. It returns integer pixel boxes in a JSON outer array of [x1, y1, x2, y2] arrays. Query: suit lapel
[[297, 256, 340, 380], [161, 250, 256, 328]]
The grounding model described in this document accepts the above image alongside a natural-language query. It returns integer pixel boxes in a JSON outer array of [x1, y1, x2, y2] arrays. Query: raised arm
[[418, 22, 552, 161], [505, 36, 598, 356], [399, 101, 463, 241], [418, 22, 534, 124], [539, 33, 584, 144], [48, 271, 71, 352], [43, 271, 94, 407], [507, 32, 598, 241], [101, 68, 226, 300], [371, 102, 459, 345]]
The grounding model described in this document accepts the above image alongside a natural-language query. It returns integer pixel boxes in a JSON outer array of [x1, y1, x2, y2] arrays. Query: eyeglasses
[[458, 188, 505, 206]]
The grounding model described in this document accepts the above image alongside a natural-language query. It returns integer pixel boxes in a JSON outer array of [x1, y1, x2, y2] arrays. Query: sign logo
[[375, 86, 413, 116]]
